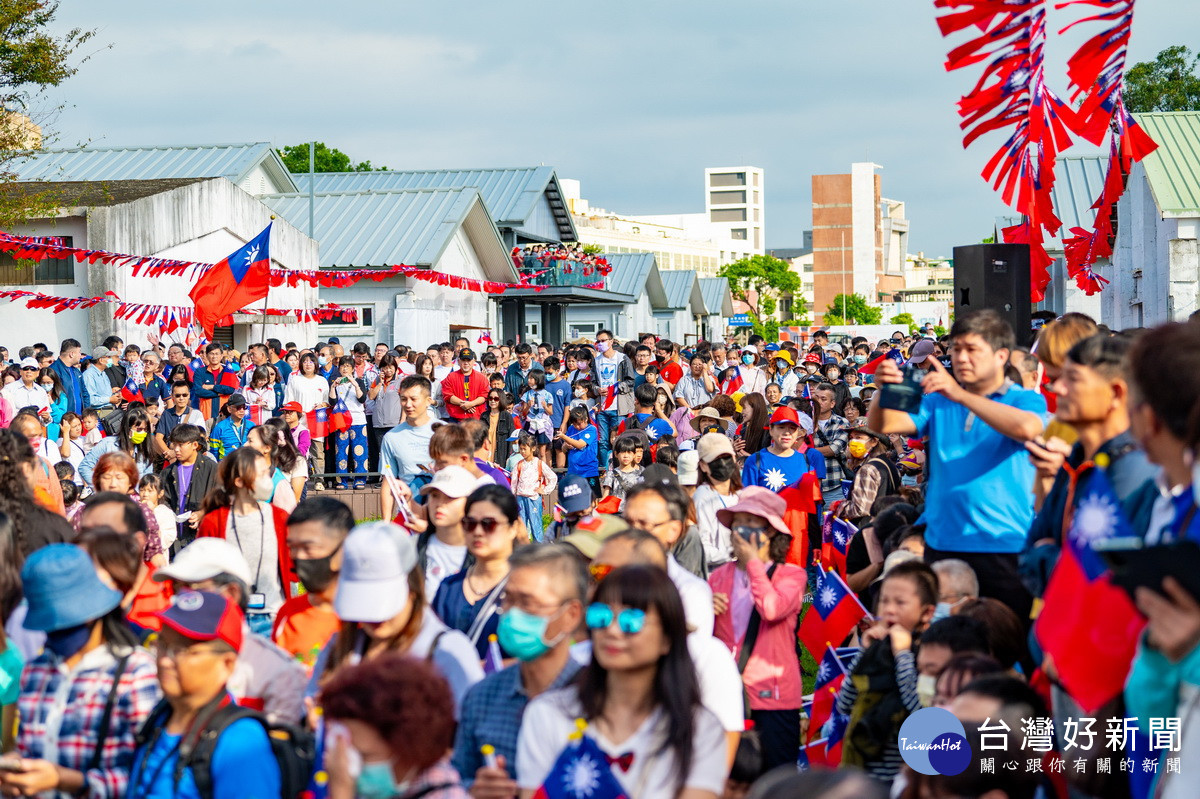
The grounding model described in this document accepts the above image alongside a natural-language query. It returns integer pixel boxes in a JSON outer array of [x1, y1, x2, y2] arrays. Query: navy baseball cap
[[764, 343, 781, 352], [156, 590, 244, 652], [558, 474, 594, 514]]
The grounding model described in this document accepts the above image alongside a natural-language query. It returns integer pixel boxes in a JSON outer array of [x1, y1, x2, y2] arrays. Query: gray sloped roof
[[261, 187, 515, 281], [658, 269, 703, 311], [301, 167, 576, 240], [699, 277, 735, 316], [15, 142, 298, 193], [996, 154, 1109, 250], [602, 253, 667, 306]]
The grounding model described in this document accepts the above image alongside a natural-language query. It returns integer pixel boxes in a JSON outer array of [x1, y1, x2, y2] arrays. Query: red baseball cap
[[156, 590, 244, 652], [278, 401, 304, 414], [803, 352, 822, 364], [769, 407, 801, 427]]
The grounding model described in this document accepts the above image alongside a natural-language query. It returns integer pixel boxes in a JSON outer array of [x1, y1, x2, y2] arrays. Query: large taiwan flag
[[189, 224, 273, 337]]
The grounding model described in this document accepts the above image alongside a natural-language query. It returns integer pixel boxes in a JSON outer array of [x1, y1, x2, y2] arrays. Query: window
[[711, 209, 747, 223], [570, 322, 600, 338], [320, 305, 374, 327], [709, 172, 746, 187], [0, 235, 75, 285], [710, 191, 746, 205], [731, 229, 747, 240]]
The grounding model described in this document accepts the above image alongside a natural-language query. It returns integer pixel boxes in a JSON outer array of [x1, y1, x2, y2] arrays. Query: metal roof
[[601, 253, 667, 306], [994, 154, 1108, 250], [15, 142, 298, 192], [699, 277, 735, 316], [301, 167, 577, 239], [658, 269, 703, 311], [1136, 111, 1200, 217], [261, 187, 515, 280]]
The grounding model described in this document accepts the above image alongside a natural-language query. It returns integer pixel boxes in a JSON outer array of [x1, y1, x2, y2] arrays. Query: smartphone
[[878, 364, 924, 414], [1096, 538, 1200, 603]]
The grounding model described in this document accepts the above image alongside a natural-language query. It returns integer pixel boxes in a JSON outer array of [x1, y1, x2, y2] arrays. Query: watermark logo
[[898, 707, 971, 776]]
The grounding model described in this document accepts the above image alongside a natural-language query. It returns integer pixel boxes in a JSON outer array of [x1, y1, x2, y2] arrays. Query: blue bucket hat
[[21, 544, 122, 632]]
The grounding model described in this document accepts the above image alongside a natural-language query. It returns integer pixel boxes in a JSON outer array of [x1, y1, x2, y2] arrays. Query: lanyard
[[229, 421, 247, 448], [229, 506, 266, 594], [127, 726, 182, 799]]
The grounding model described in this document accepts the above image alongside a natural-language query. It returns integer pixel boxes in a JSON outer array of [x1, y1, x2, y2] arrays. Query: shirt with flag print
[[741, 446, 823, 492], [517, 687, 727, 798]]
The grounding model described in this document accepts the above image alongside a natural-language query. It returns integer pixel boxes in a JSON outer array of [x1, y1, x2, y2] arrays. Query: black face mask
[[293, 542, 342, 593], [707, 456, 738, 482]]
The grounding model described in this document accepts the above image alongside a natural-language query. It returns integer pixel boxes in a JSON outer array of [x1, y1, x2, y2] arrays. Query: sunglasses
[[586, 603, 646, 634], [588, 563, 613, 583], [463, 516, 505, 534]]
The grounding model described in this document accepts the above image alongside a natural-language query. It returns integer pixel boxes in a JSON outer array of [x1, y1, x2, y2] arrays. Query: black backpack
[[136, 696, 315, 799], [620, 413, 655, 466]]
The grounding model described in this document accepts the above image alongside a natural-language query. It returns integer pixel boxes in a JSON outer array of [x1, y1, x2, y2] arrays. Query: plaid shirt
[[17, 645, 161, 799], [404, 757, 470, 798], [451, 658, 582, 785], [813, 413, 850, 495]]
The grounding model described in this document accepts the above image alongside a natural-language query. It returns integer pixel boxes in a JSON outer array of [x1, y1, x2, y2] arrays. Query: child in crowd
[[558, 405, 600, 497], [60, 479, 82, 519], [568, 378, 598, 416], [81, 408, 103, 451], [741, 407, 824, 491], [835, 560, 938, 781], [331, 356, 369, 490], [602, 433, 644, 501], [512, 432, 557, 543], [57, 412, 86, 478], [243, 365, 276, 423], [138, 473, 178, 553], [519, 371, 554, 462], [160, 423, 217, 552]]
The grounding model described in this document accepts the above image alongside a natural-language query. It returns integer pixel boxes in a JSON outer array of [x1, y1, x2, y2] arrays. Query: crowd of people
[[0, 310, 1195, 799]]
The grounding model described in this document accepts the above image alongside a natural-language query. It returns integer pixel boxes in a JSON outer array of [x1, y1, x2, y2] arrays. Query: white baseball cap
[[18, 357, 39, 369], [334, 522, 418, 623], [153, 538, 252, 587], [419, 464, 479, 499], [677, 450, 699, 486]]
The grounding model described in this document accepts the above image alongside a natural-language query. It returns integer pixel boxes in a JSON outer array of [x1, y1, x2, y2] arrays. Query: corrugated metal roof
[[602, 253, 667, 306], [1136, 111, 1200, 217], [303, 167, 576, 238], [659, 269, 701, 311], [15, 142, 297, 192], [261, 188, 510, 276], [699, 277, 734, 316], [1051, 156, 1108, 234]]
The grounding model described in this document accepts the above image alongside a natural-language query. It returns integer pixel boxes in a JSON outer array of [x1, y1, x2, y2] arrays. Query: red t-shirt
[[660, 361, 684, 387], [441, 369, 490, 419]]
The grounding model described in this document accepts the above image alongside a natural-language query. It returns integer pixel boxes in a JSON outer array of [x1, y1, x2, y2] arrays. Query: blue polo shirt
[[910, 383, 1047, 554]]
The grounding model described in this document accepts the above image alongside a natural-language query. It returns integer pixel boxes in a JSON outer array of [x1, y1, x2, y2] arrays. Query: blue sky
[[45, 1, 1183, 256]]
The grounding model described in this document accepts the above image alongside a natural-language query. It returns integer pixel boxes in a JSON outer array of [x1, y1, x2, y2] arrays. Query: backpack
[[136, 695, 316, 799], [620, 413, 655, 466]]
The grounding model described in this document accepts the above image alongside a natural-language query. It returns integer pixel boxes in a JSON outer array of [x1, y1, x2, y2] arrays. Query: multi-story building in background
[[562, 167, 765, 277], [811, 162, 907, 324], [769, 231, 814, 321]]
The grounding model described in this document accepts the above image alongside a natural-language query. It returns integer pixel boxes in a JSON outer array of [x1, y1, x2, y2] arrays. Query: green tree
[[277, 142, 388, 173], [0, 0, 97, 227], [1125, 45, 1200, 113], [890, 312, 918, 334], [823, 293, 882, 325], [719, 255, 801, 341]]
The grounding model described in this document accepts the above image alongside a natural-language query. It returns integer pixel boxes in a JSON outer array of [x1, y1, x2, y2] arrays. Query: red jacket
[[197, 504, 295, 599], [441, 369, 490, 420], [710, 559, 806, 711]]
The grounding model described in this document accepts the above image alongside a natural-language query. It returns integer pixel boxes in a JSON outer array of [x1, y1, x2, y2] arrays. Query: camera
[[878, 364, 925, 414]]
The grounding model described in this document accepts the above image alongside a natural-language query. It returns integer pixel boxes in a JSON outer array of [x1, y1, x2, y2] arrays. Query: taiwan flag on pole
[[807, 644, 848, 742], [532, 732, 628, 799], [1034, 467, 1146, 713], [188, 223, 272, 337], [306, 407, 329, 439], [120, 378, 145, 405], [821, 516, 856, 578], [328, 397, 352, 434], [477, 331, 494, 346], [798, 567, 869, 658]]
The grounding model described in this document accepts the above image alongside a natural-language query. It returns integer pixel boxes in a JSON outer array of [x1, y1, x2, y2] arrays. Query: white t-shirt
[[693, 484, 738, 568], [667, 555, 715, 636], [517, 687, 727, 796], [284, 374, 329, 413], [433, 364, 454, 382], [424, 536, 466, 599]]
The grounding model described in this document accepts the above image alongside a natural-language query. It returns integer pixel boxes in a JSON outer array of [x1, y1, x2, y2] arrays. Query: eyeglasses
[[586, 603, 646, 634], [588, 563, 613, 583], [172, 393, 190, 399], [488, 397, 500, 403], [463, 516, 506, 534]]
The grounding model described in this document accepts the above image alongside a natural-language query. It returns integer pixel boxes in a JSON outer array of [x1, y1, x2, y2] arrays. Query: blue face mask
[[497, 606, 566, 662], [901, 474, 918, 487], [854, 354, 868, 365], [931, 603, 952, 624], [742, 354, 755, 365], [45, 622, 93, 658], [318, 356, 328, 367], [356, 760, 404, 799]]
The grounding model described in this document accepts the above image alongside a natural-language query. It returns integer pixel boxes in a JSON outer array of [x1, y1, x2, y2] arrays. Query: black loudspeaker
[[952, 244, 1032, 346]]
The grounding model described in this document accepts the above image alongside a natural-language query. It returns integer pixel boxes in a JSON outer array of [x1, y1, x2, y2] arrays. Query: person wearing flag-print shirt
[[741, 406, 823, 492]]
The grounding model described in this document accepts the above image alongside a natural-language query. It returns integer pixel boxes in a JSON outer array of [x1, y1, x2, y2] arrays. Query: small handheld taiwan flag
[[328, 397, 352, 434], [798, 566, 868, 658], [120, 378, 145, 405], [306, 407, 329, 439], [533, 723, 628, 799], [477, 331, 494, 346], [601, 385, 618, 412]]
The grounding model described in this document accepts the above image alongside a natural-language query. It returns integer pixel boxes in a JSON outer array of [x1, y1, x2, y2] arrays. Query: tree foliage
[[0, 1, 97, 227], [1125, 45, 1200, 113], [718, 255, 801, 341], [890, 312, 918, 333], [277, 142, 388, 173], [824, 293, 882, 325]]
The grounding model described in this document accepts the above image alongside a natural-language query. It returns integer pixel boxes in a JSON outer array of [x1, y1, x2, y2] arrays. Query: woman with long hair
[[516, 565, 726, 798], [737, 392, 770, 456], [692, 433, 743, 570], [480, 387, 515, 465], [284, 351, 330, 490], [0, 429, 72, 558], [431, 485, 523, 659], [247, 420, 301, 513], [368, 353, 402, 469], [708, 488, 806, 773], [0, 512, 25, 751], [37, 367, 67, 440], [414, 353, 444, 419], [78, 405, 155, 485], [197, 447, 294, 636], [0, 544, 159, 799], [313, 522, 483, 711]]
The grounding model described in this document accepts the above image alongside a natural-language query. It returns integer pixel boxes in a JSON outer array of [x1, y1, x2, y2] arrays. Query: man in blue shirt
[[869, 309, 1046, 621], [128, 590, 280, 799], [452, 545, 584, 791], [82, 346, 120, 412], [379, 375, 440, 519], [49, 337, 83, 416]]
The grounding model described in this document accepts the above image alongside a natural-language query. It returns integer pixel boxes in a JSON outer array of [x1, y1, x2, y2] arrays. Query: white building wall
[[0, 215, 92, 350], [1107, 165, 1179, 329], [851, 163, 879, 299], [565, 295, 655, 342]]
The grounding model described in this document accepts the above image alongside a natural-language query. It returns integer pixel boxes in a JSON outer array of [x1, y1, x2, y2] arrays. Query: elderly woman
[[838, 419, 900, 526], [77, 452, 166, 568], [322, 653, 469, 798]]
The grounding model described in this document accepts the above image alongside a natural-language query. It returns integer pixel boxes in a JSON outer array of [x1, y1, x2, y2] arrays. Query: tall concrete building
[[811, 162, 907, 324], [704, 167, 765, 252]]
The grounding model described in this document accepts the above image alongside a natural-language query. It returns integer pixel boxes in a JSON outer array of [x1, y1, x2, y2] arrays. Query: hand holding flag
[[188, 223, 273, 337]]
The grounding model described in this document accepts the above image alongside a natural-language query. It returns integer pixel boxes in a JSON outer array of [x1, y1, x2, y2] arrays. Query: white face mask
[[917, 674, 937, 707], [253, 474, 275, 502]]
